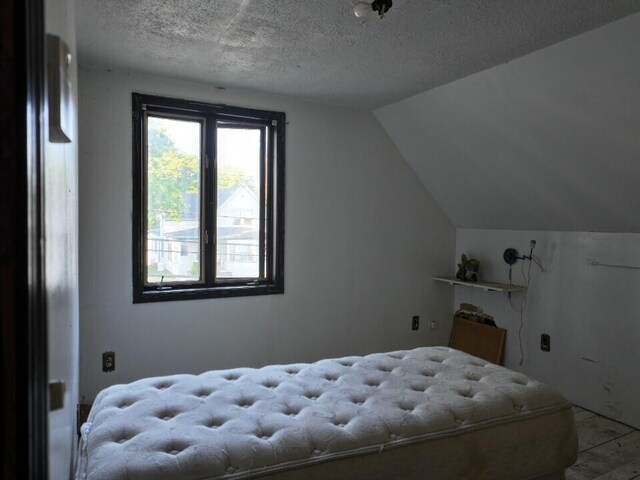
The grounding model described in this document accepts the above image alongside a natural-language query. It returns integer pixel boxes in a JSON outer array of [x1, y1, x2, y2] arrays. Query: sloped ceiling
[[375, 13, 640, 232], [75, 0, 640, 110]]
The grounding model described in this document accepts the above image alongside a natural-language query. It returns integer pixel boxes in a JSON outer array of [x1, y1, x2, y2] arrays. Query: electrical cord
[[531, 255, 544, 272], [507, 253, 542, 366]]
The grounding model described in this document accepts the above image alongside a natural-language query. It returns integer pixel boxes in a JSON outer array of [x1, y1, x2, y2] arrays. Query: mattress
[[76, 347, 578, 480]]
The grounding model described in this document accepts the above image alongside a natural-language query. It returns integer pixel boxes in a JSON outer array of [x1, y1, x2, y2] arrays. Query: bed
[[76, 346, 577, 480]]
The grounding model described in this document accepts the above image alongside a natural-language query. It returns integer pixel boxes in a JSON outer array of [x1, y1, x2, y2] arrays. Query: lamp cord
[[508, 255, 541, 366]]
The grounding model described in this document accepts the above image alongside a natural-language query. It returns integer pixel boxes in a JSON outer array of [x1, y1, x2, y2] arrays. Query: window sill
[[133, 283, 284, 303]]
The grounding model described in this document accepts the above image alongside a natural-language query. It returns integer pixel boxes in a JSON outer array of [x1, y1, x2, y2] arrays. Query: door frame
[[0, 0, 48, 478]]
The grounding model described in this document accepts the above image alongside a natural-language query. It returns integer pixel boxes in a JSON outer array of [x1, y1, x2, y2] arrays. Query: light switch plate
[[49, 380, 65, 411]]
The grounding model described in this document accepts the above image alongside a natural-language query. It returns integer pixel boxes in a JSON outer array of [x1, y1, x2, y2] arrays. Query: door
[[1, 0, 48, 478]]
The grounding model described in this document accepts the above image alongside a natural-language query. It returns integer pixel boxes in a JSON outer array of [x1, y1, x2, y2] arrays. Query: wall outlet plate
[[541, 334, 551, 352], [412, 316, 419, 330], [102, 351, 115, 372]]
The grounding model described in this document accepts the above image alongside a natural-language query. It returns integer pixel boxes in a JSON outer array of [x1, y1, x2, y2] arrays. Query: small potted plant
[[456, 254, 480, 282], [466, 257, 480, 282]]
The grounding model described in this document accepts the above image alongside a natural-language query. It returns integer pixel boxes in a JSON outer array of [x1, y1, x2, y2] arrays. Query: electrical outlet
[[102, 351, 115, 372], [541, 334, 550, 352], [412, 316, 420, 330], [429, 320, 438, 330]]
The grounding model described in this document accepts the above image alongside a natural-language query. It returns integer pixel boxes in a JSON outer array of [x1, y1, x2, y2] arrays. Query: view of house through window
[[146, 116, 202, 284], [145, 120, 265, 283], [216, 127, 261, 279], [134, 93, 285, 301]]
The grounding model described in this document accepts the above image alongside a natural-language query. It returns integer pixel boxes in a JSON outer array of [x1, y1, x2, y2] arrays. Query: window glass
[[146, 116, 201, 284], [216, 127, 261, 279]]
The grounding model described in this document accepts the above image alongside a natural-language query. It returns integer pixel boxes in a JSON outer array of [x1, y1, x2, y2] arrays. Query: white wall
[[456, 229, 640, 429], [373, 10, 640, 428], [78, 67, 455, 401], [46, 0, 79, 478], [375, 12, 640, 232]]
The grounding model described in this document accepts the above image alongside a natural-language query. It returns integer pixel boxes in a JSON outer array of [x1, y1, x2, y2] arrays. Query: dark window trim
[[132, 93, 285, 303], [140, 111, 207, 289]]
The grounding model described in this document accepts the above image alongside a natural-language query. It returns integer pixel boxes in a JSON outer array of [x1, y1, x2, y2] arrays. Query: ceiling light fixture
[[354, 0, 393, 19]]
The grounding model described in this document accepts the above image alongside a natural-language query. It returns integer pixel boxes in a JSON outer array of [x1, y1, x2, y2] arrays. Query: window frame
[[132, 93, 285, 303]]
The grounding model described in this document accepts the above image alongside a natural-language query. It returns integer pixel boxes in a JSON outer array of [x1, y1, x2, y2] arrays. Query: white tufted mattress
[[76, 347, 578, 480]]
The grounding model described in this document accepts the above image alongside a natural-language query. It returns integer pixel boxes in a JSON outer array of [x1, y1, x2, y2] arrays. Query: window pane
[[146, 116, 202, 284], [216, 127, 261, 279]]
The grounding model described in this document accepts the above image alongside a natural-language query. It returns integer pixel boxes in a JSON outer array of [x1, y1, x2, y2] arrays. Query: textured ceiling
[[76, 0, 640, 110]]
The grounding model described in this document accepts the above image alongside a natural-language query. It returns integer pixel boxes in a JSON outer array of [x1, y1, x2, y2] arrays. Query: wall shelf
[[433, 276, 527, 292]]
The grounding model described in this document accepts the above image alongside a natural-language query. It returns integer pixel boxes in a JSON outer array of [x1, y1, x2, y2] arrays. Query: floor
[[567, 406, 640, 480]]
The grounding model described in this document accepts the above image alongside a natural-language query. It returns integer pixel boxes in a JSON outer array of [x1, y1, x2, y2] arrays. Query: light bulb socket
[[371, 0, 392, 17]]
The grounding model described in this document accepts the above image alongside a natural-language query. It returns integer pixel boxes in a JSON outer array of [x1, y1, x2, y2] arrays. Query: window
[[132, 93, 285, 302]]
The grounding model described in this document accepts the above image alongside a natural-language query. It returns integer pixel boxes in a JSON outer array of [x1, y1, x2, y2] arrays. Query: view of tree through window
[[146, 117, 202, 284], [133, 93, 285, 302]]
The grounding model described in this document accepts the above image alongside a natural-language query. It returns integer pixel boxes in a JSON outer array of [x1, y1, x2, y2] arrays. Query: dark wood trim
[[266, 124, 276, 284], [138, 111, 208, 288], [131, 93, 146, 301], [258, 126, 267, 280], [274, 117, 286, 293], [0, 0, 48, 478], [134, 283, 284, 303], [131, 93, 286, 303], [130, 93, 282, 122], [206, 115, 216, 282]]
